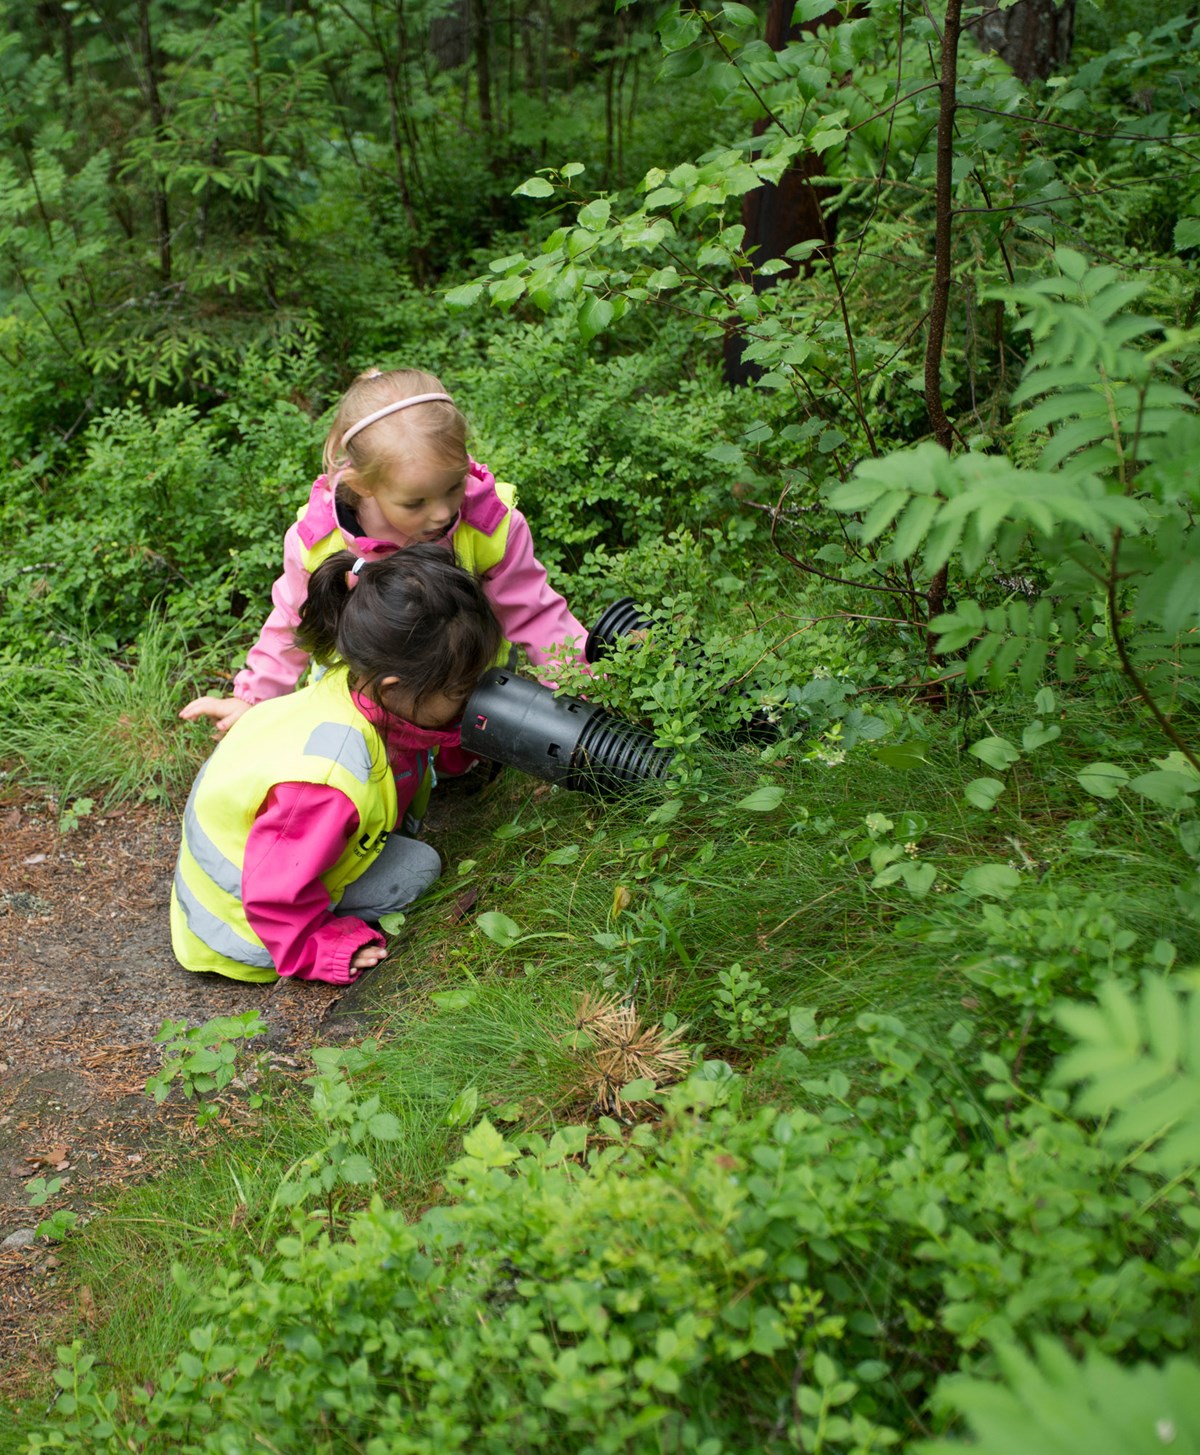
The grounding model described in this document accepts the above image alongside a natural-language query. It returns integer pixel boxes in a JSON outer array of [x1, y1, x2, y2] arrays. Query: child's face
[[379, 678, 471, 730], [364, 457, 469, 543]]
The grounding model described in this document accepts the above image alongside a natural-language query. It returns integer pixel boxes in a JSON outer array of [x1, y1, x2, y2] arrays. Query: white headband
[[341, 392, 454, 451]]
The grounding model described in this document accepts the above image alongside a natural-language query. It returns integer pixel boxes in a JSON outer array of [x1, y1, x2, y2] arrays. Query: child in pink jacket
[[172, 545, 504, 985], [182, 367, 587, 736]]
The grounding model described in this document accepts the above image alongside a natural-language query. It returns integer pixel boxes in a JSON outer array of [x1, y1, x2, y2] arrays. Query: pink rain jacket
[[241, 694, 465, 986], [233, 459, 588, 706]]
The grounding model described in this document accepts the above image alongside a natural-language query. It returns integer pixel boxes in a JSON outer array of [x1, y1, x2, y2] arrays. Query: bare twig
[[1106, 530, 1200, 775]]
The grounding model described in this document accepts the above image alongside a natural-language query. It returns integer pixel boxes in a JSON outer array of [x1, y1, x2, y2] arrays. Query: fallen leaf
[[23, 854, 47, 866], [79, 1285, 96, 1323], [450, 887, 479, 923], [25, 1145, 69, 1169]]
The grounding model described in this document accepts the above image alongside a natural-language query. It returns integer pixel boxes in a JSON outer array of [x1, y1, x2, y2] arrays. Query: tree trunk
[[723, 0, 840, 387], [473, 0, 493, 142], [429, 0, 471, 70], [923, 0, 965, 642], [973, 0, 1075, 83], [136, 0, 171, 281]]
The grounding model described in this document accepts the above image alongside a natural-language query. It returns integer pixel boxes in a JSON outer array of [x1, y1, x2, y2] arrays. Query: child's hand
[[180, 695, 252, 736], [350, 943, 388, 973]]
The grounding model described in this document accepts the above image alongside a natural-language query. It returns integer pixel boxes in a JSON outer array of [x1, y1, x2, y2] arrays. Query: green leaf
[[735, 785, 786, 812], [546, 1124, 589, 1161], [969, 736, 1021, 770], [1175, 217, 1200, 250], [960, 864, 1023, 900], [430, 988, 477, 1011], [1021, 720, 1061, 752], [1077, 762, 1129, 799], [378, 912, 406, 936], [873, 743, 928, 770], [620, 1077, 658, 1101], [964, 777, 1006, 810], [721, 2, 758, 27], [367, 1112, 402, 1141], [789, 1007, 820, 1046], [444, 281, 483, 310], [578, 199, 611, 232], [578, 294, 614, 343], [645, 187, 683, 210], [541, 844, 581, 867], [338, 1154, 376, 1185], [1130, 771, 1200, 810], [902, 862, 937, 897], [476, 911, 521, 947], [514, 175, 555, 198], [445, 1086, 479, 1128], [919, 1201, 946, 1236], [461, 1118, 520, 1167], [705, 60, 744, 105]]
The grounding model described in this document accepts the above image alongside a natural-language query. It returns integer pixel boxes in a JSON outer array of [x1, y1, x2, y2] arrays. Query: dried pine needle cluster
[[566, 990, 690, 1115]]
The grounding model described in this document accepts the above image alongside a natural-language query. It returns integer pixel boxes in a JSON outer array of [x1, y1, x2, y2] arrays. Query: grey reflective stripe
[[174, 866, 274, 968], [182, 761, 244, 898], [303, 722, 374, 783]]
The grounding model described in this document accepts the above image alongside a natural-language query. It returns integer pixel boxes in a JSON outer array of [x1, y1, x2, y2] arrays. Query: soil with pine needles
[[0, 793, 354, 1397]]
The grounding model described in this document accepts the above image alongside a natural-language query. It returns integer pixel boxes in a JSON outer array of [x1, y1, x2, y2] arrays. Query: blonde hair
[[322, 369, 470, 495]]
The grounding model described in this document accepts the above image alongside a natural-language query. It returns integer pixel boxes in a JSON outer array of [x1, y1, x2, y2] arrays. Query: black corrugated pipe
[[459, 668, 674, 797]]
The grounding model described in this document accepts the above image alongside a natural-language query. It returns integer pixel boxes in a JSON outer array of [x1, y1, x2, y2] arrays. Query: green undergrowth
[[4, 681, 1197, 1452]]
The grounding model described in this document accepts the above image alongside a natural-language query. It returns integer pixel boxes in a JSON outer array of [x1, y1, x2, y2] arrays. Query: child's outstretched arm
[[485, 509, 589, 670], [180, 523, 314, 732], [242, 783, 386, 984]]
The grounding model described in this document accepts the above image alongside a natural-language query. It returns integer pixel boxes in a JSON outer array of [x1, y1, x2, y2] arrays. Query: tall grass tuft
[[0, 615, 213, 808]]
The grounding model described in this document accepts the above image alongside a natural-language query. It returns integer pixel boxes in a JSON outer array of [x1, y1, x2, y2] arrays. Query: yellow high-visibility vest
[[296, 481, 517, 668], [297, 480, 516, 576], [170, 667, 402, 982]]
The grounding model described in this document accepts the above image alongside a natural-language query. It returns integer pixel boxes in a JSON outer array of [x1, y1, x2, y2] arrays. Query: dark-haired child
[[171, 545, 501, 986]]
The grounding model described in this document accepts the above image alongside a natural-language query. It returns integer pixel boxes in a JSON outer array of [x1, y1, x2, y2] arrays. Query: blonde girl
[[182, 368, 587, 734]]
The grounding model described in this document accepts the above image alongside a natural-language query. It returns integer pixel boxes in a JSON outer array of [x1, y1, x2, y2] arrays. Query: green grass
[[1, 669, 1196, 1450], [0, 615, 219, 814]]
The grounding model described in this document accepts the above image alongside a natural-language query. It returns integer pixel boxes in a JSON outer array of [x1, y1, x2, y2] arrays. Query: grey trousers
[[335, 835, 442, 921]]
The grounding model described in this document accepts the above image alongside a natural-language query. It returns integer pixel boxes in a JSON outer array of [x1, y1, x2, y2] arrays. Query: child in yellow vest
[[171, 545, 502, 985], [181, 367, 587, 736]]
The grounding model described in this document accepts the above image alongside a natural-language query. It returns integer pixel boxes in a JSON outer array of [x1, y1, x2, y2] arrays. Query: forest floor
[[0, 795, 356, 1391]]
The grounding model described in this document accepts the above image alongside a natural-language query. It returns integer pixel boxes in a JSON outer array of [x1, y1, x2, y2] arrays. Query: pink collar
[[352, 691, 464, 753], [296, 458, 508, 552]]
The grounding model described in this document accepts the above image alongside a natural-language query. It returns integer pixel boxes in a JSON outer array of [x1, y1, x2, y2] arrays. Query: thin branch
[[1106, 529, 1200, 775], [825, 247, 878, 456], [696, 11, 791, 137], [768, 483, 918, 604], [953, 179, 1149, 215], [848, 80, 942, 134], [922, 0, 962, 648], [848, 0, 907, 295], [958, 102, 1200, 164]]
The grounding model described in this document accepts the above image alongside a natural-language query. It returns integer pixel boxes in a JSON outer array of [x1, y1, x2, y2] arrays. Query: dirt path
[[0, 795, 352, 1387]]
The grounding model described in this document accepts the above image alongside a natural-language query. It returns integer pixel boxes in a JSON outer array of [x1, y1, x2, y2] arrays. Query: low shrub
[[29, 1004, 1200, 1453]]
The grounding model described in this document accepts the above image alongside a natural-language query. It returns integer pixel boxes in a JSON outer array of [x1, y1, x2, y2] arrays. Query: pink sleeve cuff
[[242, 784, 385, 984]]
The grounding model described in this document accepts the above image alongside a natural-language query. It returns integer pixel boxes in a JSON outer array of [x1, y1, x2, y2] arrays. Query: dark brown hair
[[295, 545, 501, 715]]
